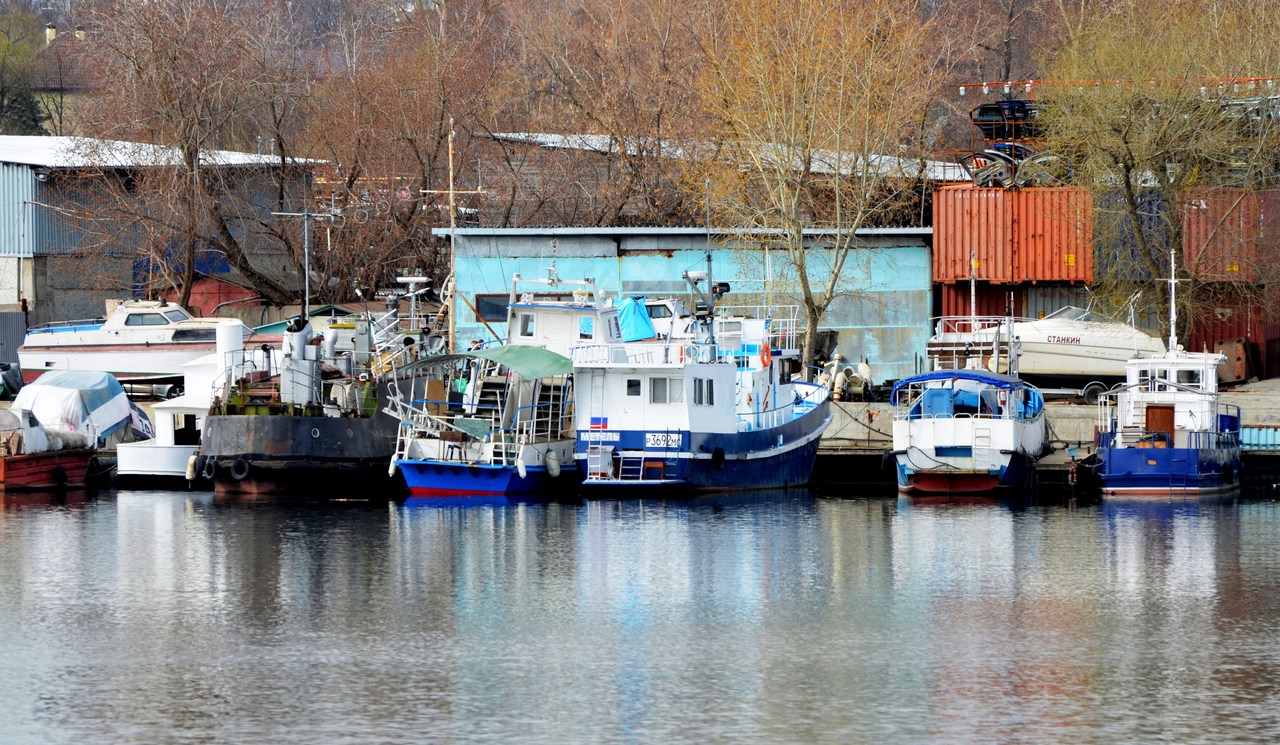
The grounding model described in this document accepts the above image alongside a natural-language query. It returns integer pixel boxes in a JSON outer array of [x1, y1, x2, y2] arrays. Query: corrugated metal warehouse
[[0, 136, 309, 326], [438, 226, 933, 383]]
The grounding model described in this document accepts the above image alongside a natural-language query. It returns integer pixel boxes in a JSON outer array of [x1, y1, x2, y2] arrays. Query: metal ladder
[[585, 372, 612, 480], [974, 428, 992, 471]]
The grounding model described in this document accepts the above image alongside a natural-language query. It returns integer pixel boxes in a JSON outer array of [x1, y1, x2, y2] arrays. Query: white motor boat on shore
[[17, 299, 251, 385], [928, 307, 1166, 400]]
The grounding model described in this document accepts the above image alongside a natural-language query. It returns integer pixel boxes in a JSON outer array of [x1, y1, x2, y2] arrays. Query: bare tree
[[491, 0, 707, 226], [1037, 0, 1280, 339], [697, 0, 941, 372], [68, 0, 314, 306]]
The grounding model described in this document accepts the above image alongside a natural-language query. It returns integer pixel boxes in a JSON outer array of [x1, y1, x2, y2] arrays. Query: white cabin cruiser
[[929, 307, 1165, 400], [18, 300, 251, 385]]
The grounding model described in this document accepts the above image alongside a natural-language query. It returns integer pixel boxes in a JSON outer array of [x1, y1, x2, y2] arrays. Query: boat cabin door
[[1145, 404, 1175, 444]]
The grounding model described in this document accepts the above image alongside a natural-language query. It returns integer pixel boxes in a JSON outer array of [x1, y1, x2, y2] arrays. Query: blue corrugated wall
[[450, 229, 931, 383]]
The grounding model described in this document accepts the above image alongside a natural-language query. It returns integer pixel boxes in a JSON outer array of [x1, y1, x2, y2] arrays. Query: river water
[[2, 488, 1279, 744]]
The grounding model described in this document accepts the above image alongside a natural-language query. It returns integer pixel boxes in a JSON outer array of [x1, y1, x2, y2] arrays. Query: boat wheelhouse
[[890, 370, 1048, 494]]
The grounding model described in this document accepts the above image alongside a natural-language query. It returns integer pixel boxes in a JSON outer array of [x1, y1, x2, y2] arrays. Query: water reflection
[[2, 489, 1280, 743]]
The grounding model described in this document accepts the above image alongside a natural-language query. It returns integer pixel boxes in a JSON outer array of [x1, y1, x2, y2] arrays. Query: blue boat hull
[[399, 460, 569, 498], [1097, 444, 1242, 499], [575, 400, 830, 494]]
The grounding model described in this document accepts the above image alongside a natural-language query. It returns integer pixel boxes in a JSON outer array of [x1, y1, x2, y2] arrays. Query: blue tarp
[[617, 296, 656, 342], [12, 370, 153, 444]]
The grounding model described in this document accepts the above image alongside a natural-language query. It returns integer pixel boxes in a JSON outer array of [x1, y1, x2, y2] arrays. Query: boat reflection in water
[[4, 488, 1280, 744]]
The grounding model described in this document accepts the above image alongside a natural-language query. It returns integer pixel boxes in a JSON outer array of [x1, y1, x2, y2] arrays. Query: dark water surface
[[3, 489, 1280, 744]]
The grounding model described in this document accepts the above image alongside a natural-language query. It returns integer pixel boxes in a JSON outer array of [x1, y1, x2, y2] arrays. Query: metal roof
[[432, 225, 931, 238], [0, 136, 321, 169], [491, 132, 969, 183]]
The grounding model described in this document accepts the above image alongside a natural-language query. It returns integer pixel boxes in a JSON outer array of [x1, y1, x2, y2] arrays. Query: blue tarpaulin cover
[[617, 296, 655, 342]]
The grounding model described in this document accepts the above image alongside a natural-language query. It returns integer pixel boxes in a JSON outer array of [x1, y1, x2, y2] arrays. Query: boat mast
[[272, 205, 334, 324], [1167, 243, 1178, 352], [421, 118, 485, 352]]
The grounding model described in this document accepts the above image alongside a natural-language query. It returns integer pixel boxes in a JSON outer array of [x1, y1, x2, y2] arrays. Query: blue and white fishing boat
[[383, 268, 614, 498], [890, 370, 1048, 494], [1094, 351, 1242, 499], [570, 265, 831, 494], [1094, 249, 1243, 500]]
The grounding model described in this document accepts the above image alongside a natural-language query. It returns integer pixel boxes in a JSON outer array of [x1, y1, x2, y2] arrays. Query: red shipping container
[[1180, 187, 1272, 282], [937, 282, 1023, 319], [933, 185, 1093, 284], [1186, 295, 1280, 379]]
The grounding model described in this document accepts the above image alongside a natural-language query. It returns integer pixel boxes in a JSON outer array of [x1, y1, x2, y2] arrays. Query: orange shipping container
[[932, 185, 1093, 284]]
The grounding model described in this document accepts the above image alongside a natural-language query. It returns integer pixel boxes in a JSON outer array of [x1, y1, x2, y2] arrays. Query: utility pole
[[273, 206, 340, 322], [420, 119, 485, 352]]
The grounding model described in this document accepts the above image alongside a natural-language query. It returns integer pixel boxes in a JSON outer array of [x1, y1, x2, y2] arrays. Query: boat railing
[[212, 348, 379, 417], [715, 303, 801, 351], [927, 316, 1020, 373], [25, 316, 106, 333], [1097, 427, 1240, 450], [388, 389, 572, 464], [572, 342, 699, 366]]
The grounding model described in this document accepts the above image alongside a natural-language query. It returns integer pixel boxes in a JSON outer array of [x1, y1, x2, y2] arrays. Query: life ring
[[229, 458, 251, 481], [760, 344, 772, 368]]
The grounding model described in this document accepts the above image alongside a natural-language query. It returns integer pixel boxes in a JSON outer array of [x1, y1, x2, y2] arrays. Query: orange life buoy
[[760, 344, 772, 368]]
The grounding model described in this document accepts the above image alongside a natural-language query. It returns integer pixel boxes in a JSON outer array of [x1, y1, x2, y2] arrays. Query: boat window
[[518, 313, 535, 337], [646, 304, 673, 319], [693, 378, 714, 406], [626, 378, 641, 397], [124, 313, 169, 326], [1177, 369, 1202, 387], [578, 315, 595, 340], [164, 309, 190, 322], [475, 294, 510, 322], [649, 377, 684, 405]]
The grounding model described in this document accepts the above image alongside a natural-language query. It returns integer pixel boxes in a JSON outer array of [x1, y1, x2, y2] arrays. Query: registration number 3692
[[644, 432, 681, 449]]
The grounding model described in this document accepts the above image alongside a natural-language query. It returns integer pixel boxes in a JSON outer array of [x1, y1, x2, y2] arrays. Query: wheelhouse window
[[578, 315, 595, 340], [693, 377, 714, 406], [125, 313, 169, 326], [626, 378, 641, 397], [1177, 369, 1202, 387], [649, 377, 684, 404], [163, 309, 190, 322], [518, 313, 535, 337]]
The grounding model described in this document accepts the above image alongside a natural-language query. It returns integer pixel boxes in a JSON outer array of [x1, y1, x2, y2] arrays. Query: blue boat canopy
[[892, 370, 1044, 419]]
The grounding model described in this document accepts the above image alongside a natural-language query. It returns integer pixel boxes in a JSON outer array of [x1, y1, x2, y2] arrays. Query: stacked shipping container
[[932, 185, 1280, 379]]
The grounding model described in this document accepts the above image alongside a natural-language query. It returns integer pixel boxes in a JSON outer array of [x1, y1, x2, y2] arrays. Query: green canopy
[[408, 345, 572, 380], [469, 345, 572, 379]]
